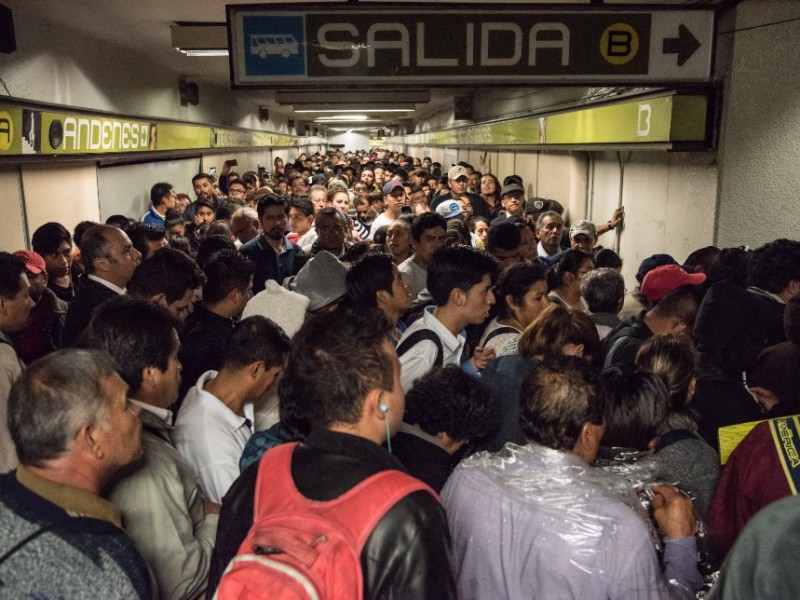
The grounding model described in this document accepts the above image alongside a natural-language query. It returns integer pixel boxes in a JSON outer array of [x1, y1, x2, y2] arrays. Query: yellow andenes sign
[[42, 112, 153, 154], [0, 103, 299, 156]]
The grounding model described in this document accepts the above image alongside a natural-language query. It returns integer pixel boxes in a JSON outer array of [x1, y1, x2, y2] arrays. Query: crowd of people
[[0, 147, 798, 598]]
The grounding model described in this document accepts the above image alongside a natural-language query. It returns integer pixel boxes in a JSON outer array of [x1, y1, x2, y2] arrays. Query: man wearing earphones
[[206, 308, 457, 598]]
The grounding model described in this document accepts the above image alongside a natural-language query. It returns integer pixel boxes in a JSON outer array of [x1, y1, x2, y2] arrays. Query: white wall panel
[[716, 1, 800, 247], [496, 153, 516, 188], [97, 158, 202, 222], [22, 164, 100, 240], [0, 168, 26, 252]]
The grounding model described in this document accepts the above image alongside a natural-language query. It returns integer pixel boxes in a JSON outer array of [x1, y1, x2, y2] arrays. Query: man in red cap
[[601, 265, 705, 367], [640, 264, 707, 305], [11, 250, 68, 365]]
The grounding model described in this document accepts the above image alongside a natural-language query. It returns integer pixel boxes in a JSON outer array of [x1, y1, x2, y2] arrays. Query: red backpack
[[214, 441, 436, 600]]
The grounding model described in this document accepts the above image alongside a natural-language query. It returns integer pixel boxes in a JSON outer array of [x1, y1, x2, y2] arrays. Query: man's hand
[[202, 498, 221, 516], [749, 386, 780, 413], [471, 346, 496, 372], [609, 206, 624, 229], [651, 485, 695, 539]]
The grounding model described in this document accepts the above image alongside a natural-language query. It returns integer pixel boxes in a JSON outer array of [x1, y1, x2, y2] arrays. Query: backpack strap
[[482, 326, 518, 346], [395, 329, 443, 368], [602, 324, 650, 368], [254, 442, 299, 514], [655, 428, 697, 453]]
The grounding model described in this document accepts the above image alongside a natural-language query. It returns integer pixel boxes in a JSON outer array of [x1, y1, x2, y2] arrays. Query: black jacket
[[177, 305, 236, 405], [238, 234, 304, 294], [692, 281, 771, 447], [62, 277, 119, 346], [600, 311, 653, 368], [208, 430, 457, 599]]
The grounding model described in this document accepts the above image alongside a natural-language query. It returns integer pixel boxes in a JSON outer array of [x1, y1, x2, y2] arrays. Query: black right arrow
[[663, 24, 701, 67]]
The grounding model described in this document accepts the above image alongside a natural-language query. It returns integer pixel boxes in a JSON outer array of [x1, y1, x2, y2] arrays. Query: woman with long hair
[[479, 173, 503, 219], [479, 263, 548, 357], [547, 249, 594, 311], [635, 333, 720, 518], [480, 304, 600, 451]]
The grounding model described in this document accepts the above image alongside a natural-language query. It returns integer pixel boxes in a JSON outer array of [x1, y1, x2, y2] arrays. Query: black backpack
[[395, 330, 443, 367]]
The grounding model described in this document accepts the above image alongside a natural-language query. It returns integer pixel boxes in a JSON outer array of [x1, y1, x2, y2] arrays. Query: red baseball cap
[[13, 250, 47, 275], [641, 264, 705, 304]]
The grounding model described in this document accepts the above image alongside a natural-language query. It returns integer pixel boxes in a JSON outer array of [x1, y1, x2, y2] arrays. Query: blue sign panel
[[241, 14, 306, 78]]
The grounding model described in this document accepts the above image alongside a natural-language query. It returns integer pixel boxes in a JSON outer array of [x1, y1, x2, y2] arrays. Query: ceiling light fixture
[[294, 108, 415, 113], [171, 24, 228, 58], [315, 115, 370, 122], [177, 49, 229, 57]]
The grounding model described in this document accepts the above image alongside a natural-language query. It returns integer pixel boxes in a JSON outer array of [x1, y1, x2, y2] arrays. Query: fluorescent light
[[171, 25, 228, 57], [329, 127, 373, 132], [276, 90, 431, 104], [315, 115, 369, 122], [294, 108, 415, 113], [177, 49, 229, 57]]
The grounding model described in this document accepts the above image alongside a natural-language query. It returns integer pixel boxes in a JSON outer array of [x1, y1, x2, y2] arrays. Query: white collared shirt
[[397, 306, 466, 392], [86, 274, 126, 295], [130, 399, 173, 425], [173, 371, 255, 503]]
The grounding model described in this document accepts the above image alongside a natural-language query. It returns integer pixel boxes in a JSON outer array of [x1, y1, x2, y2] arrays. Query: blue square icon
[[243, 15, 306, 77]]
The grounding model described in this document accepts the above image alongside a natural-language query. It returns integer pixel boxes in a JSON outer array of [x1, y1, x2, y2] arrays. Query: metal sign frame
[[227, 3, 716, 88]]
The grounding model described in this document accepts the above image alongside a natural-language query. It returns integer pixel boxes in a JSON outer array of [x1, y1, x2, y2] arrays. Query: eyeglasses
[[317, 225, 344, 234]]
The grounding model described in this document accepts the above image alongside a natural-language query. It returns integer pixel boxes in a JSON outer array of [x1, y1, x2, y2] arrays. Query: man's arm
[[362, 492, 457, 599], [109, 437, 219, 600], [596, 206, 624, 237], [652, 485, 704, 597]]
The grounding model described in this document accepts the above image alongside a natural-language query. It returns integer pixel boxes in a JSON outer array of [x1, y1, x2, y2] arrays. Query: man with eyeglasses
[[227, 180, 247, 201], [304, 208, 352, 260], [230, 207, 261, 246], [497, 183, 526, 221], [368, 180, 408, 240], [239, 195, 304, 295]]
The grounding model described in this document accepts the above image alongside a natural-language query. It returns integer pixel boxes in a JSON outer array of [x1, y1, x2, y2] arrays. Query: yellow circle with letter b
[[600, 23, 639, 66], [0, 111, 12, 151]]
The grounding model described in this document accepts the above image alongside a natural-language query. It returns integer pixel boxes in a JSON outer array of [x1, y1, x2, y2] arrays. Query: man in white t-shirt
[[368, 180, 407, 240], [174, 316, 290, 503], [398, 212, 447, 303]]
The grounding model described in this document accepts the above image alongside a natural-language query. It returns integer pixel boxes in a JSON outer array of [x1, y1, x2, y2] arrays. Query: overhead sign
[[390, 93, 711, 148], [0, 104, 300, 157], [227, 6, 715, 87]]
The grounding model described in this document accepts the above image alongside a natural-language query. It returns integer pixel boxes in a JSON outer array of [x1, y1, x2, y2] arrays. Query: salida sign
[[228, 7, 714, 87]]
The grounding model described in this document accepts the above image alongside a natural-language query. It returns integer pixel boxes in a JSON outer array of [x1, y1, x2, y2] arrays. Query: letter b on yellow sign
[[600, 23, 639, 66]]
